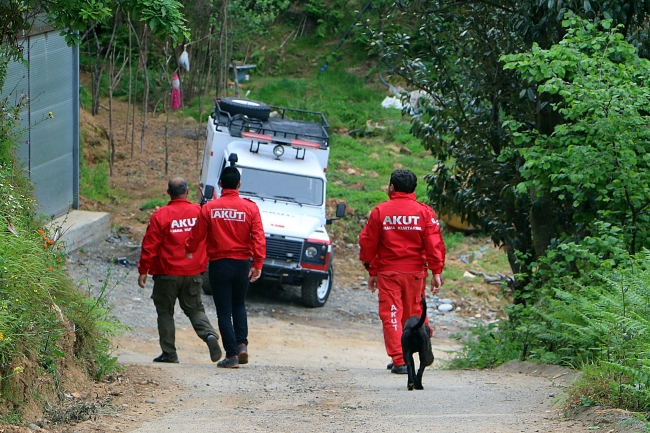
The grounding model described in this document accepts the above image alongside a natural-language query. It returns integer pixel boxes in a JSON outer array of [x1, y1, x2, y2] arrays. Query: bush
[[452, 236, 650, 415]]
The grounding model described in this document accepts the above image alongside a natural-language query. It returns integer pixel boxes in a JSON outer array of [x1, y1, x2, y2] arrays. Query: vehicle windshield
[[238, 167, 324, 206]]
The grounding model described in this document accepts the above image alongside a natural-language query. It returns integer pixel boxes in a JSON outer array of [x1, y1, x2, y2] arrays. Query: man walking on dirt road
[[138, 177, 223, 364], [359, 169, 446, 374], [185, 166, 266, 369]]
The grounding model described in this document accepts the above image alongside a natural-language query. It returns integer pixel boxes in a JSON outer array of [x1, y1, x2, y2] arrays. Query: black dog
[[401, 296, 433, 390]]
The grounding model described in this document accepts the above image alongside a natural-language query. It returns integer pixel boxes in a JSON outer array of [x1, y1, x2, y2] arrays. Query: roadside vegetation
[[0, 81, 126, 423], [3, 0, 650, 424], [0, 0, 187, 422]]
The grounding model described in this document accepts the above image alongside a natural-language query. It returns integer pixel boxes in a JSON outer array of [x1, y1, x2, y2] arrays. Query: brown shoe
[[237, 344, 248, 364]]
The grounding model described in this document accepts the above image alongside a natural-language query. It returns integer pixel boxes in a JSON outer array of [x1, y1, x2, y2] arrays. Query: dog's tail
[[415, 295, 427, 330]]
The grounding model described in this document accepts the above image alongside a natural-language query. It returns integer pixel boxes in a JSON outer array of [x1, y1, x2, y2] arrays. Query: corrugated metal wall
[[1, 31, 79, 218]]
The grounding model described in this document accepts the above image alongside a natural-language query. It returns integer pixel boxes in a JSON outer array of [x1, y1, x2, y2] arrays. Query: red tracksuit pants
[[377, 270, 430, 367]]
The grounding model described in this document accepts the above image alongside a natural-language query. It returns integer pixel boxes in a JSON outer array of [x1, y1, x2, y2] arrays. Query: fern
[[453, 248, 650, 415]]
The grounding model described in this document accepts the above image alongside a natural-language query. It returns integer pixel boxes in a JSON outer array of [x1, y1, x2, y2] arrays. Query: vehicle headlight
[[305, 246, 318, 258]]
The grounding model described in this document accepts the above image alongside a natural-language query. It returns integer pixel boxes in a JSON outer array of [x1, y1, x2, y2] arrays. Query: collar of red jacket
[[167, 197, 191, 205], [388, 191, 416, 200], [221, 189, 240, 198]]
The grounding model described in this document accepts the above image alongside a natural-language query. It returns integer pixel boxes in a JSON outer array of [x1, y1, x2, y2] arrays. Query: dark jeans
[[209, 259, 251, 358], [151, 274, 216, 361]]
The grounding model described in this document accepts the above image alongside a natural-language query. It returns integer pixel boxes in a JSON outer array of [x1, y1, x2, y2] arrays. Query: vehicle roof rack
[[213, 99, 330, 149]]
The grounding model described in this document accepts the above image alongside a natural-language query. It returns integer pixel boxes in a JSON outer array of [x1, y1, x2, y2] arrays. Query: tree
[[503, 16, 650, 257], [368, 0, 650, 304]]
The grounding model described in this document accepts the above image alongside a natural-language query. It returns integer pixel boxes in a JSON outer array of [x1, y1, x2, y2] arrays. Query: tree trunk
[[163, 40, 173, 175], [140, 25, 150, 154], [125, 13, 132, 146], [505, 219, 535, 306], [216, 0, 229, 97], [106, 17, 122, 176], [128, 19, 142, 158], [109, 85, 114, 176], [91, 28, 102, 116], [165, 94, 170, 175], [206, 33, 214, 100], [528, 93, 563, 257]]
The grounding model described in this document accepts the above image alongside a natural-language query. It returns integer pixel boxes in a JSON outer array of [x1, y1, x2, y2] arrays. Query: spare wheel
[[219, 98, 271, 121]]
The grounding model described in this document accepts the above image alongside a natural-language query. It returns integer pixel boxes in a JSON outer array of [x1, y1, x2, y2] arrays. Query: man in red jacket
[[359, 169, 446, 374], [138, 177, 222, 364], [186, 167, 266, 369]]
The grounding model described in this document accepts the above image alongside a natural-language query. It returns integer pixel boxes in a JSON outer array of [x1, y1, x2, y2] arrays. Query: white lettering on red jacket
[[171, 218, 197, 229], [382, 215, 421, 225], [210, 208, 246, 222]]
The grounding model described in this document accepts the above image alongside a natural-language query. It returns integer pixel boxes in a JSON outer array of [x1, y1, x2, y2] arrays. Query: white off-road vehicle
[[198, 97, 345, 307]]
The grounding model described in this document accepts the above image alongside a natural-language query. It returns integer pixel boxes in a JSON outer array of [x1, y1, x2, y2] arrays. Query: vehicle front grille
[[265, 237, 303, 262]]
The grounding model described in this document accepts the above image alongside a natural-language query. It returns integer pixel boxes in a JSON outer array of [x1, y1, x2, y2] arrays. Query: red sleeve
[[359, 207, 381, 276], [422, 208, 446, 274], [186, 204, 210, 254], [250, 206, 266, 269], [138, 212, 162, 275]]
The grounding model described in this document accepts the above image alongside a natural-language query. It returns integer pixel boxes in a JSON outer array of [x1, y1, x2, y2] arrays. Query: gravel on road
[[60, 233, 646, 433]]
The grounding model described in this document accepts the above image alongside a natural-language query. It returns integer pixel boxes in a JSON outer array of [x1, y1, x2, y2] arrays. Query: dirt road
[[114, 321, 585, 433], [62, 238, 643, 433]]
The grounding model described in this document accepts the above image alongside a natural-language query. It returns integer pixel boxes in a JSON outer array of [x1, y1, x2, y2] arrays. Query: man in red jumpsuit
[[186, 167, 266, 368], [359, 169, 446, 374], [138, 177, 222, 364]]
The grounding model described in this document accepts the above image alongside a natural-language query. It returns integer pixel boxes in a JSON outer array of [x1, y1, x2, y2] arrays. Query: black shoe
[[391, 364, 407, 374], [206, 334, 222, 362], [237, 344, 248, 365], [217, 356, 239, 368], [153, 354, 179, 363], [386, 361, 393, 370]]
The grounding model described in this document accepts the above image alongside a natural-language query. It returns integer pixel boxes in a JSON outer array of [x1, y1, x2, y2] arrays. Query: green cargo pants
[[151, 274, 217, 362]]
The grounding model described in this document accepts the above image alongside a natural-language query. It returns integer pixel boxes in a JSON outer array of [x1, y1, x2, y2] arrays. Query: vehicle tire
[[218, 98, 271, 121], [202, 270, 212, 296], [301, 266, 333, 308]]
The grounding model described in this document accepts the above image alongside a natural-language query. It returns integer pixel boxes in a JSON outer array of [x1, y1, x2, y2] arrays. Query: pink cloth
[[171, 74, 181, 110], [171, 88, 181, 110]]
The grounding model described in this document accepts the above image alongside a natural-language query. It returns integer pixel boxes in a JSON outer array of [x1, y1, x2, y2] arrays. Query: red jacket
[[359, 192, 446, 276], [186, 189, 266, 268], [138, 198, 208, 276]]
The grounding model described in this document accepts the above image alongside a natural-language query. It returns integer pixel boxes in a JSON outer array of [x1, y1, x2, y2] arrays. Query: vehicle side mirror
[[327, 203, 346, 225], [203, 185, 215, 201]]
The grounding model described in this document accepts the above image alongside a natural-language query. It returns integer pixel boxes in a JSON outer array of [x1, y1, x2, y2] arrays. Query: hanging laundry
[[171, 73, 181, 110], [178, 46, 190, 72]]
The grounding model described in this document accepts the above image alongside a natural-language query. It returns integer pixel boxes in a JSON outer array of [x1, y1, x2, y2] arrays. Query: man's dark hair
[[390, 169, 417, 193], [168, 177, 188, 198], [220, 166, 241, 189]]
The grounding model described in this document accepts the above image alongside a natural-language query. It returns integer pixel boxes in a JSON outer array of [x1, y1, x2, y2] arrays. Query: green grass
[[443, 232, 466, 252], [78, 139, 124, 205], [139, 197, 168, 210], [79, 84, 93, 111], [442, 267, 464, 282]]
